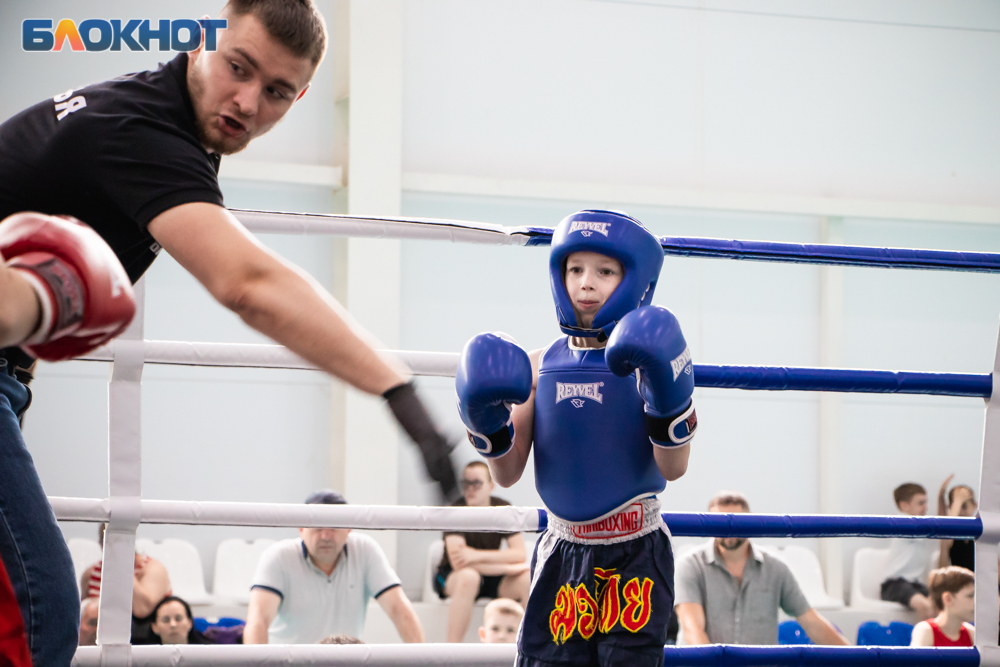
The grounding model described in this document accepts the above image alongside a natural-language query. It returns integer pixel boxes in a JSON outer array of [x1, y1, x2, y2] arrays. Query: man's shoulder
[[346, 532, 386, 558], [489, 496, 511, 507], [261, 538, 305, 563]]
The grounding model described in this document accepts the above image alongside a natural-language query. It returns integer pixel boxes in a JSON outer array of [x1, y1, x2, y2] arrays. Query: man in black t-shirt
[[434, 461, 530, 643], [0, 1, 456, 663]]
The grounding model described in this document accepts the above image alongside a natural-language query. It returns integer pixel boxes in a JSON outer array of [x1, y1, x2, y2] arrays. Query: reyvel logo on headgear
[[22, 19, 227, 52], [568, 220, 610, 237], [556, 381, 604, 407]]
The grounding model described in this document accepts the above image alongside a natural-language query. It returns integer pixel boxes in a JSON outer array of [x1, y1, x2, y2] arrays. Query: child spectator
[[880, 483, 935, 619], [937, 474, 978, 571], [910, 567, 975, 647], [478, 598, 524, 644]]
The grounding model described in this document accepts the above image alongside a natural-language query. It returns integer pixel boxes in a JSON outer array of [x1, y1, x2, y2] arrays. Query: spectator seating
[[849, 548, 908, 611], [213, 538, 276, 604], [778, 620, 813, 645], [765, 545, 844, 610], [67, 538, 102, 592], [136, 538, 212, 605], [856, 620, 913, 646]]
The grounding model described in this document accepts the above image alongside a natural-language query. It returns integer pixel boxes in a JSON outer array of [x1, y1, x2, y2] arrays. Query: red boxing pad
[[0, 212, 135, 362]]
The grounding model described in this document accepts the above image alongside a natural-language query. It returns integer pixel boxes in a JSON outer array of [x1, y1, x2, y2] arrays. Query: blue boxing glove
[[455, 333, 533, 458], [606, 306, 698, 448]]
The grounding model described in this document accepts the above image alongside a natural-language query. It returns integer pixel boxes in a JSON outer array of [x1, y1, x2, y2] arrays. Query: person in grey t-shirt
[[674, 491, 847, 646], [244, 490, 424, 644]]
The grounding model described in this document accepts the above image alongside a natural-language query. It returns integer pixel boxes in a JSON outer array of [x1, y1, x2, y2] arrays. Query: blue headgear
[[549, 210, 664, 341]]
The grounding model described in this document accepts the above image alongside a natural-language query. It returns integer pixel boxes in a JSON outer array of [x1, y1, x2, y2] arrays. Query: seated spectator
[[79, 598, 99, 646], [910, 567, 975, 647], [149, 596, 212, 645], [319, 634, 364, 644], [674, 491, 847, 646], [79, 524, 172, 644], [478, 598, 524, 644], [245, 490, 424, 644], [880, 483, 935, 619], [937, 475, 977, 571], [435, 461, 529, 643]]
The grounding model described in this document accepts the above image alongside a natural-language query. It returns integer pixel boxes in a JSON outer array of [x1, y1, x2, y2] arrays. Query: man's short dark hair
[[893, 483, 926, 507], [223, 0, 328, 66], [305, 489, 347, 505], [708, 491, 750, 512]]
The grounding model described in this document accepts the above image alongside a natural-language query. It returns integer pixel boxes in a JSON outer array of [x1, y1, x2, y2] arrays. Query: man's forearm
[[233, 260, 407, 396], [682, 626, 710, 645], [392, 607, 425, 643], [243, 620, 269, 644]]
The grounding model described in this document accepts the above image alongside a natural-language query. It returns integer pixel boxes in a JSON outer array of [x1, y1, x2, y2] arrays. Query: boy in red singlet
[[910, 566, 975, 647]]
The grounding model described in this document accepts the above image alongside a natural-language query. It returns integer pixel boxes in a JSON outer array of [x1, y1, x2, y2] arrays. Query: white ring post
[[976, 315, 1000, 652], [96, 278, 145, 662]]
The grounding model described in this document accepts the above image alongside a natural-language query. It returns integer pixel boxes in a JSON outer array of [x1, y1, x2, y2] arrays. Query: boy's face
[[945, 583, 975, 623], [898, 493, 928, 516], [480, 610, 522, 643], [563, 251, 624, 329]]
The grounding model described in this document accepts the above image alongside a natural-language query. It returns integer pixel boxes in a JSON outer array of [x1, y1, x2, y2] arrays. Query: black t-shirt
[[0, 53, 223, 284], [437, 496, 516, 576]]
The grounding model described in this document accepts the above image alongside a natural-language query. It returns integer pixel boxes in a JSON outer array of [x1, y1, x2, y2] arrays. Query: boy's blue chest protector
[[532, 337, 666, 522]]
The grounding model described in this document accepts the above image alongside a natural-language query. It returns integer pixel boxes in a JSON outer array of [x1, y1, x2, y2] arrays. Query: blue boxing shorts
[[516, 497, 673, 667]]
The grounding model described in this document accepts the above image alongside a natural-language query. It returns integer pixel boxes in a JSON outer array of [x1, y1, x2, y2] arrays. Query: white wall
[[1, 0, 998, 604]]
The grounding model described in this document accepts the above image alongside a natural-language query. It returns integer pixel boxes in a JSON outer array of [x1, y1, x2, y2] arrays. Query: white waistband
[[547, 497, 664, 545]]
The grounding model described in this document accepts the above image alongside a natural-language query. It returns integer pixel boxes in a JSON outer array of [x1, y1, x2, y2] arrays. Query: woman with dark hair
[[149, 597, 212, 645]]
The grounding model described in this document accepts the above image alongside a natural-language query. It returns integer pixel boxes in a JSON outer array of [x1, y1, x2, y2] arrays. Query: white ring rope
[[49, 498, 542, 532], [232, 208, 535, 245], [72, 643, 518, 667], [78, 340, 459, 377]]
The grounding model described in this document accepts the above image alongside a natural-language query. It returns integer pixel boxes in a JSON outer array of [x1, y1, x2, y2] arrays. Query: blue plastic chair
[[888, 621, 914, 645], [193, 616, 244, 633], [778, 620, 813, 645], [857, 621, 913, 646]]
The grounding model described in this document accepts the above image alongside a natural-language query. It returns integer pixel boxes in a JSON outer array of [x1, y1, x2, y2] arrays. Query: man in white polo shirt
[[244, 490, 424, 644]]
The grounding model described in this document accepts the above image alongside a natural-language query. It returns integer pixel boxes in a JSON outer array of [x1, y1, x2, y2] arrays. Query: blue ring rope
[[693, 365, 992, 398], [534, 511, 981, 539], [663, 513, 981, 539], [660, 645, 980, 666], [519, 228, 1000, 273]]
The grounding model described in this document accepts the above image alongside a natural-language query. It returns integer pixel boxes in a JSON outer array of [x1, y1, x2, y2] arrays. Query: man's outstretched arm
[[149, 203, 406, 394], [149, 203, 457, 496]]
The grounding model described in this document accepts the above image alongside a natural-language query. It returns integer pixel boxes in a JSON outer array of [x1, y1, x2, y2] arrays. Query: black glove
[[383, 381, 458, 501]]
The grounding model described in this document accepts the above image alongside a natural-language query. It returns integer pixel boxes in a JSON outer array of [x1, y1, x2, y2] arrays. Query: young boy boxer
[[455, 210, 697, 666]]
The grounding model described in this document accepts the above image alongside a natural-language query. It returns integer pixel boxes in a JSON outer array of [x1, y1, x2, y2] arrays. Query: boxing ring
[[59, 208, 1000, 666]]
